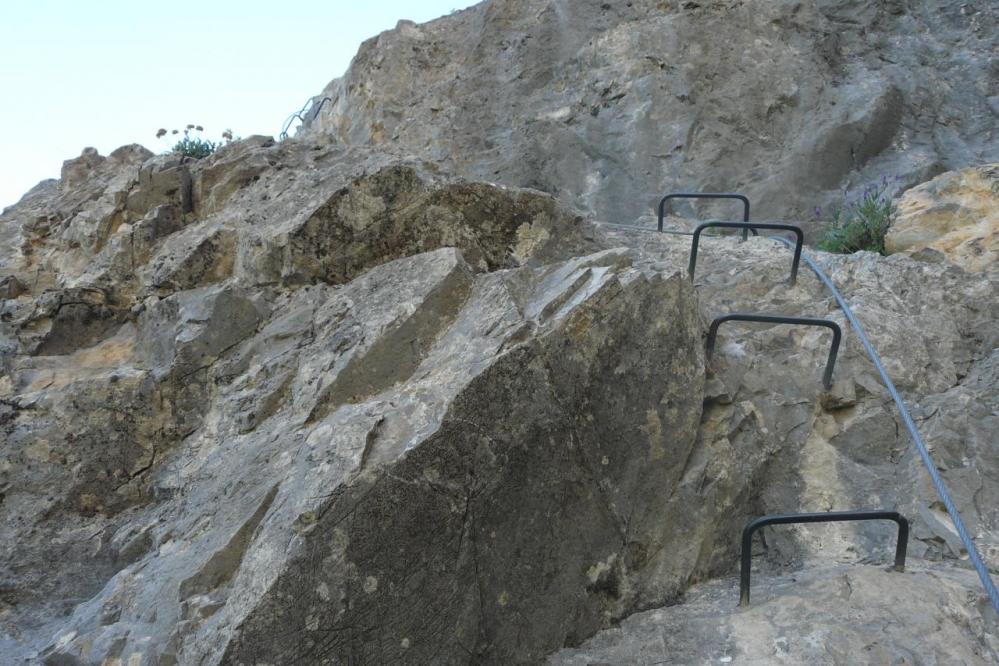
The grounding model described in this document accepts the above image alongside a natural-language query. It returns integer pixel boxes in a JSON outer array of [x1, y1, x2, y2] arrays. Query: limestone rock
[[596, 222, 999, 576], [0, 139, 629, 662], [279, 164, 595, 286], [907, 349, 999, 563], [0, 275, 26, 300], [191, 135, 277, 216], [18, 285, 127, 356], [887, 164, 999, 274], [3, 165, 995, 663], [1, 3, 998, 663], [303, 0, 999, 230], [1, 145, 153, 297], [22, 248, 717, 665]]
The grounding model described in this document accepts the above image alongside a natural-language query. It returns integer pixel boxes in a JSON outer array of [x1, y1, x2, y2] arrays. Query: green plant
[[155, 125, 235, 159], [816, 179, 896, 255]]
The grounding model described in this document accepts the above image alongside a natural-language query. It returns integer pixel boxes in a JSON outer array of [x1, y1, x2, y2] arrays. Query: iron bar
[[280, 96, 332, 140], [689, 222, 803, 284], [658, 192, 751, 239], [706, 313, 841, 389], [740, 510, 909, 606]]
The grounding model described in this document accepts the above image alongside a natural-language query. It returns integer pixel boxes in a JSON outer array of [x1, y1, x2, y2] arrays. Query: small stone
[[821, 377, 857, 410], [0, 275, 26, 300]]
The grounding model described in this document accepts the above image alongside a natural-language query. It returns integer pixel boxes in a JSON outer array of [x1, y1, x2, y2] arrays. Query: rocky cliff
[[1, 1, 998, 664], [304, 0, 999, 230]]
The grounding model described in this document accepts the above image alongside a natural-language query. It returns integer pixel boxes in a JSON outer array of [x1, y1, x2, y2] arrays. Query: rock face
[[3, 139, 997, 661], [549, 563, 999, 665], [1, 3, 999, 664], [599, 224, 999, 572], [886, 164, 999, 274], [216, 251, 709, 665], [305, 0, 999, 229], [19, 244, 711, 665], [5, 142, 717, 662], [1, 138, 763, 663]]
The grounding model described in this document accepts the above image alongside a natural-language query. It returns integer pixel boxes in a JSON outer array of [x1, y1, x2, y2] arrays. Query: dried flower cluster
[[154, 124, 236, 159]]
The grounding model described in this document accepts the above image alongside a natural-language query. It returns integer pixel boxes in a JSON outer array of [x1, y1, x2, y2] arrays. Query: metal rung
[[706, 314, 841, 389], [740, 510, 909, 606], [690, 222, 804, 284], [658, 192, 753, 239]]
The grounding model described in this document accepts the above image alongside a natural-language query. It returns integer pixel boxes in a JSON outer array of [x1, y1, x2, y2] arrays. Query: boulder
[[25, 247, 719, 665]]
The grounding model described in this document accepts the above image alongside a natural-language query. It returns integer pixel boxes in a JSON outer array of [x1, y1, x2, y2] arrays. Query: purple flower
[[814, 206, 822, 218]]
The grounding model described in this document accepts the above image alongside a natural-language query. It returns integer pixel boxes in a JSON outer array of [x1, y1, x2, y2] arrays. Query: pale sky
[[0, 1, 478, 210]]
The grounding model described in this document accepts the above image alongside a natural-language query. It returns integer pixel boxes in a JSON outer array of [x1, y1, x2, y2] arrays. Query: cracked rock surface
[[887, 163, 999, 275], [1, 138, 996, 662], [580, 223, 999, 664]]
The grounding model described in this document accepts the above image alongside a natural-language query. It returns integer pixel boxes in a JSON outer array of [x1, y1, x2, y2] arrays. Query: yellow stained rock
[[887, 164, 999, 273]]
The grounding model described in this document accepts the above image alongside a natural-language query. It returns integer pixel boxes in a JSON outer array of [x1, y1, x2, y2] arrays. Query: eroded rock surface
[[559, 223, 999, 663], [0, 143, 627, 662], [599, 224, 999, 570], [2, 143, 997, 663], [7, 243, 718, 665], [305, 0, 999, 229], [2, 134, 764, 663]]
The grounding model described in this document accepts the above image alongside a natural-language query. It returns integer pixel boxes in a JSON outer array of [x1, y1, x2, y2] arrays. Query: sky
[[0, 0, 478, 210]]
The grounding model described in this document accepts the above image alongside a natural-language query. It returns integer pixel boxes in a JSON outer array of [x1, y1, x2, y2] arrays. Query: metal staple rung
[[689, 221, 804, 285], [706, 313, 841, 390], [740, 510, 909, 606], [658, 192, 752, 239]]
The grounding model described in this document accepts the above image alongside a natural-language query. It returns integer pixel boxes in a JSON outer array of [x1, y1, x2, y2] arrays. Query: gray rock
[[0, 150, 995, 663], [21, 246, 712, 665], [303, 0, 999, 232], [549, 563, 999, 665], [18, 285, 127, 356], [278, 164, 597, 286], [596, 223, 999, 574], [0, 275, 26, 300]]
